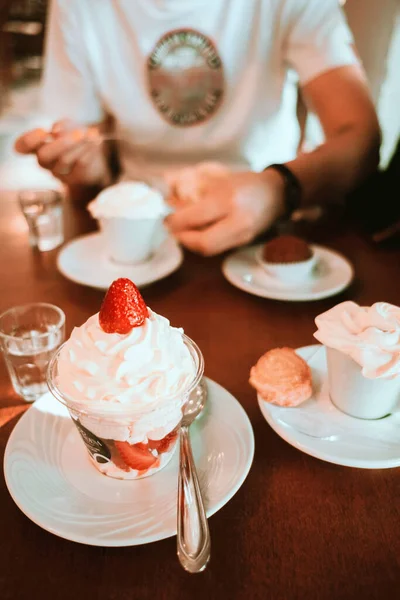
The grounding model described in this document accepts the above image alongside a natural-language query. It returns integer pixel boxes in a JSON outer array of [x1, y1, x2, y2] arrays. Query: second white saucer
[[222, 244, 354, 302], [57, 232, 183, 290], [259, 345, 400, 469]]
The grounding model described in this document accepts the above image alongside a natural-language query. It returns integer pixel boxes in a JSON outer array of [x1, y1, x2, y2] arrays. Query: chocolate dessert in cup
[[47, 279, 204, 479], [88, 181, 170, 265], [314, 301, 400, 420], [256, 235, 317, 283]]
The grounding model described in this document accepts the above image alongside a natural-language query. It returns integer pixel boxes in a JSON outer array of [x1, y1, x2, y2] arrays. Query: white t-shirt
[[41, 0, 357, 179]]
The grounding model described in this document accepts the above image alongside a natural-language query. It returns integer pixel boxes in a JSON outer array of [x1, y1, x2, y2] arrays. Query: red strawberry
[[109, 443, 130, 473], [99, 278, 148, 334], [114, 441, 158, 471], [148, 429, 178, 454]]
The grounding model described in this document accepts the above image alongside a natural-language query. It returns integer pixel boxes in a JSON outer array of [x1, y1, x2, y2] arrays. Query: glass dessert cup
[[47, 335, 204, 480]]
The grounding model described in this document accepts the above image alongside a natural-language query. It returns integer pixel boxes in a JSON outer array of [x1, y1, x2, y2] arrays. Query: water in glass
[[6, 326, 64, 401], [0, 303, 65, 402], [19, 190, 64, 251]]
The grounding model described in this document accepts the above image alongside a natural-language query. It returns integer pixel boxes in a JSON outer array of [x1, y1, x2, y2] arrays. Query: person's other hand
[[165, 169, 286, 255], [14, 119, 110, 187], [165, 161, 229, 207]]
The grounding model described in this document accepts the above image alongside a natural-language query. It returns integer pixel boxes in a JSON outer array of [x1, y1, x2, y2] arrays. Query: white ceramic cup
[[326, 347, 400, 419], [255, 248, 317, 283], [100, 217, 166, 264]]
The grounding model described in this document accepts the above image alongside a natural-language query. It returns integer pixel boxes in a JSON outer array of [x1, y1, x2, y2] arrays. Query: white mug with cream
[[314, 301, 400, 419], [88, 181, 170, 264]]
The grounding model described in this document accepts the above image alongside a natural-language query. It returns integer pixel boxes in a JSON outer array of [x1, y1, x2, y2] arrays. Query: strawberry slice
[[109, 443, 130, 473], [99, 278, 149, 334], [148, 430, 178, 454], [115, 441, 158, 471]]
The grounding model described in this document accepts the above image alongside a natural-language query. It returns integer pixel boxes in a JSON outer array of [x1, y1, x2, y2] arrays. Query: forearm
[[65, 166, 112, 205], [63, 142, 115, 205], [286, 123, 381, 207], [66, 183, 106, 206]]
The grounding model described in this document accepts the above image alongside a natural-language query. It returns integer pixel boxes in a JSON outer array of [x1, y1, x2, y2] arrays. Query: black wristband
[[264, 163, 302, 218]]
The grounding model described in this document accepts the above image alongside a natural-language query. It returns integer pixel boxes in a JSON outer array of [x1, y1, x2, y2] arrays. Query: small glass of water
[[0, 303, 65, 402], [18, 189, 64, 251]]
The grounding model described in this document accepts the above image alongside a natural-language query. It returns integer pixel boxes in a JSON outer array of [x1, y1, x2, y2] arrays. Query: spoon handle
[[177, 424, 210, 573]]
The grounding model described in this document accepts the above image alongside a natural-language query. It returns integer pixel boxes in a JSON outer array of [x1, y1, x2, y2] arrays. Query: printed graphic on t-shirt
[[147, 29, 224, 126]]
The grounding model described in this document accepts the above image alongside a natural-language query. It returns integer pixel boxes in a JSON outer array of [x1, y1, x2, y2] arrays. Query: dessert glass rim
[[0, 302, 66, 341], [46, 333, 204, 417]]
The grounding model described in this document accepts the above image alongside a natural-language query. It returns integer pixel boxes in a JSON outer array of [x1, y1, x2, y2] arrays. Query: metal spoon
[[177, 379, 210, 573]]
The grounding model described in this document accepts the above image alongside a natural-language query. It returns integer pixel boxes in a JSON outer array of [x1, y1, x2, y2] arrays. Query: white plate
[[259, 345, 400, 469], [4, 378, 254, 546], [222, 244, 354, 301], [57, 232, 183, 290]]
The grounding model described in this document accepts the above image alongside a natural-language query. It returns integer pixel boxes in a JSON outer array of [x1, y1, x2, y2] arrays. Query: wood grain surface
[[0, 190, 399, 600]]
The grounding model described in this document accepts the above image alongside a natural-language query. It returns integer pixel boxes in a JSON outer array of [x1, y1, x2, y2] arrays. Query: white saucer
[[57, 232, 183, 290], [222, 244, 354, 301], [4, 378, 254, 546], [259, 345, 400, 469]]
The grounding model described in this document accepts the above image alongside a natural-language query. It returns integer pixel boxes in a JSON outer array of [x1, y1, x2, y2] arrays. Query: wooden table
[[1, 191, 399, 600]]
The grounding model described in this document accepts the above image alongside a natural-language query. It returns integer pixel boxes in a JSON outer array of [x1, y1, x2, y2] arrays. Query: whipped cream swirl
[[88, 181, 168, 219], [57, 309, 196, 409], [314, 301, 400, 379]]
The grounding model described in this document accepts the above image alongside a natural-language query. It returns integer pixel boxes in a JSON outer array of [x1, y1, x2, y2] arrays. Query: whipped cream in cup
[[314, 301, 400, 419], [88, 181, 170, 264], [47, 309, 204, 479]]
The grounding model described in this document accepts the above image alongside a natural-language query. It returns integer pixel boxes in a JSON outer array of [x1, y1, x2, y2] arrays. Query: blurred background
[[0, 0, 60, 190], [0, 0, 399, 192]]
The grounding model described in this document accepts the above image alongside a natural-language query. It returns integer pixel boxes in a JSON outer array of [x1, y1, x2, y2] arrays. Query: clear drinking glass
[[47, 335, 204, 480], [0, 303, 65, 402], [18, 189, 64, 251]]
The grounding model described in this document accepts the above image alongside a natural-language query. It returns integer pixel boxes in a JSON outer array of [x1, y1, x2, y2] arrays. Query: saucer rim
[[57, 232, 183, 290], [222, 244, 354, 302], [258, 344, 400, 469]]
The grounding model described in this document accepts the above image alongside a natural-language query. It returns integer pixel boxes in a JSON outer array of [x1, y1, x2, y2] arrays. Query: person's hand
[[14, 119, 111, 187], [165, 162, 229, 207], [165, 169, 286, 255]]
